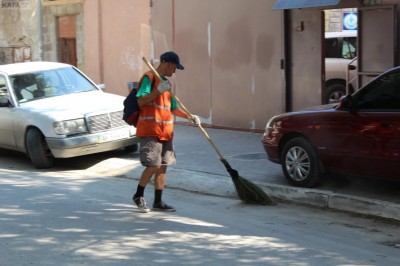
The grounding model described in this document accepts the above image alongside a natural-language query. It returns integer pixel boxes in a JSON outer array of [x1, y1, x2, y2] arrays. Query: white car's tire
[[26, 128, 54, 169], [325, 83, 346, 104], [124, 143, 139, 153]]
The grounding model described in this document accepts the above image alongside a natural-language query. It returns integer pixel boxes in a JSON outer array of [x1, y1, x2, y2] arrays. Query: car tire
[[26, 128, 55, 169], [281, 137, 322, 187], [124, 143, 139, 153], [324, 83, 346, 104]]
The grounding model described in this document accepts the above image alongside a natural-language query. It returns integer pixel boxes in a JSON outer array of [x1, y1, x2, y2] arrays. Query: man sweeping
[[132, 51, 201, 212]]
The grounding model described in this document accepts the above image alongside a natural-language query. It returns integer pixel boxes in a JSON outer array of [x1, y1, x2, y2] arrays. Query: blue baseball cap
[[160, 51, 184, 70]]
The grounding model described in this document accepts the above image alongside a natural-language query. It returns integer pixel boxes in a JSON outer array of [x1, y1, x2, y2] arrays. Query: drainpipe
[[36, 0, 43, 60], [283, 9, 292, 112]]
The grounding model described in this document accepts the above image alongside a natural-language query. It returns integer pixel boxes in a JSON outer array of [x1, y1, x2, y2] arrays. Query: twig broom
[[142, 57, 273, 205]]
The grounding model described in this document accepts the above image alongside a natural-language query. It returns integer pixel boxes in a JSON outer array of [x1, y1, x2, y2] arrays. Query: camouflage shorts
[[139, 137, 176, 166]]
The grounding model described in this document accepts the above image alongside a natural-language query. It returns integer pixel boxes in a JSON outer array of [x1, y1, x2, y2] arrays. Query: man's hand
[[191, 115, 201, 126], [157, 80, 171, 94]]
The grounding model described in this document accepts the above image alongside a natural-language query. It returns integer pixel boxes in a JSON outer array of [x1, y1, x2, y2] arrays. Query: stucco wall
[[7, 0, 397, 131], [290, 9, 323, 110], [151, 0, 285, 131], [83, 0, 151, 97]]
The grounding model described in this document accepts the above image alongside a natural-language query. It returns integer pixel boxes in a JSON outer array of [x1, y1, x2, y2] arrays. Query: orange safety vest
[[136, 72, 174, 140]]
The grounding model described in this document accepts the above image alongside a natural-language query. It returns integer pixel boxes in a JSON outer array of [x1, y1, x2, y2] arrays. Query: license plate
[[98, 128, 130, 143]]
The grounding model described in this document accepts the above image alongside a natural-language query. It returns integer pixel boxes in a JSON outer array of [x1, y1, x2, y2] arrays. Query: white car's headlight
[[53, 119, 88, 135]]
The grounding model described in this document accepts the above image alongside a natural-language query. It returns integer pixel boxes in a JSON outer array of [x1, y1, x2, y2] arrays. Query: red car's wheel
[[281, 137, 322, 187]]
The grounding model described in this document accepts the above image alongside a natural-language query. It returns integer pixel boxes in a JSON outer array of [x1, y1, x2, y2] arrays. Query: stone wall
[[42, 2, 84, 67], [0, 0, 38, 64]]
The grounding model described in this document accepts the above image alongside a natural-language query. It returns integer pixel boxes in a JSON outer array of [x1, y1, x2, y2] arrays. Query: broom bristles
[[221, 158, 274, 205], [233, 176, 274, 205]]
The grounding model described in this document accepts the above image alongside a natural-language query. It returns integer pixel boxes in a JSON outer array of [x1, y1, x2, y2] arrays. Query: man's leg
[[153, 165, 175, 212], [133, 137, 162, 212], [154, 165, 167, 190], [139, 166, 160, 188], [133, 166, 159, 213]]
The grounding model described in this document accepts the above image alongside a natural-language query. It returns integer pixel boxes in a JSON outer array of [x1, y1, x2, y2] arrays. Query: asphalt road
[[1, 124, 400, 222], [1, 164, 399, 265], [101, 124, 400, 221]]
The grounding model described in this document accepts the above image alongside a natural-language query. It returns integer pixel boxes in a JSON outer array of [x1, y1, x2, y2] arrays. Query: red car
[[262, 67, 400, 187]]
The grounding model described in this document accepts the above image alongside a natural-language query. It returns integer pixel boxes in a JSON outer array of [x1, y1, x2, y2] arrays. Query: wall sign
[[343, 12, 358, 31], [0, 0, 31, 9]]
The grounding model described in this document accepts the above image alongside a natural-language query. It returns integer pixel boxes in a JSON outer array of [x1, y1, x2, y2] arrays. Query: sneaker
[[153, 201, 176, 212], [133, 196, 150, 213]]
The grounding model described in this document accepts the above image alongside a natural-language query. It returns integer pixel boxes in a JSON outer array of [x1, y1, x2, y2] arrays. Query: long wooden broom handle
[[142, 57, 225, 160]]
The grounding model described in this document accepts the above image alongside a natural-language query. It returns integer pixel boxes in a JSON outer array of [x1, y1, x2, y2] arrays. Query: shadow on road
[[0, 147, 139, 172], [321, 173, 400, 203]]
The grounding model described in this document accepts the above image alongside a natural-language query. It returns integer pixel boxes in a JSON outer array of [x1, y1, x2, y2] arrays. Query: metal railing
[[346, 57, 358, 94]]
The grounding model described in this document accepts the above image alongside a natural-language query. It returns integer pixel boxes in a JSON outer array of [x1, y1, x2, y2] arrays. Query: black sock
[[134, 185, 145, 198], [155, 189, 163, 203]]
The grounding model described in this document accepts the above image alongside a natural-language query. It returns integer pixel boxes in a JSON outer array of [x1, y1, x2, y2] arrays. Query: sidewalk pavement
[[90, 125, 400, 222]]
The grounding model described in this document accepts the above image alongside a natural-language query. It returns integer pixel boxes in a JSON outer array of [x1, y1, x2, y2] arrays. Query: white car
[[324, 31, 357, 104], [0, 61, 138, 168]]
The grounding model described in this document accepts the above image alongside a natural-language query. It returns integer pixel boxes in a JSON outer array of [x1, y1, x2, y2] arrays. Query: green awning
[[273, 0, 341, 10]]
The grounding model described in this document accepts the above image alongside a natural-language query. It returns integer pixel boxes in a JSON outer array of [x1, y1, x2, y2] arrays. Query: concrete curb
[[90, 157, 400, 222], [259, 183, 400, 221]]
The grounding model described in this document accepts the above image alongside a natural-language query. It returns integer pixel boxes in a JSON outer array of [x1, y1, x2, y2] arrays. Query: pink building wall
[[3, 0, 397, 131], [83, 0, 151, 97], [151, 0, 285, 131], [80, 0, 285, 131]]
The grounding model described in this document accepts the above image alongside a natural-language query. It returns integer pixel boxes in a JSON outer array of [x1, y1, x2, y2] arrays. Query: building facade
[[1, 0, 399, 131]]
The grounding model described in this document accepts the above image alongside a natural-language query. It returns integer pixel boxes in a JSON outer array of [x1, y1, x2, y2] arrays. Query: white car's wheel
[[125, 143, 139, 153], [26, 128, 54, 169], [325, 83, 346, 104]]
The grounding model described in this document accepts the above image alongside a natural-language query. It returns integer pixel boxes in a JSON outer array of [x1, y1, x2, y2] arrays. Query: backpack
[[122, 74, 155, 127]]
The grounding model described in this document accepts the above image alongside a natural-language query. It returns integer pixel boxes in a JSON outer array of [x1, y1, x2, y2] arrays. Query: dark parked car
[[262, 66, 400, 187]]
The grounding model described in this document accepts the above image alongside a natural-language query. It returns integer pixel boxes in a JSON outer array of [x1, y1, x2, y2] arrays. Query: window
[[11, 67, 96, 103], [0, 76, 7, 98], [342, 37, 357, 59], [355, 73, 400, 110], [325, 38, 339, 58]]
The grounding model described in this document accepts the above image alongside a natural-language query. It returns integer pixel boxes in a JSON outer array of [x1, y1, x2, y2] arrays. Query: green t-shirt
[[136, 75, 178, 110]]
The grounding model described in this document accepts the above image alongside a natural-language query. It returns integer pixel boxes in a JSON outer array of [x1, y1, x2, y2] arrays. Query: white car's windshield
[[11, 67, 97, 103]]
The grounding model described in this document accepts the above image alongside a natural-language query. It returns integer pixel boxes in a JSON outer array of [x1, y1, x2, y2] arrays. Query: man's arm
[[136, 75, 168, 107], [137, 89, 161, 107], [172, 108, 190, 119]]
